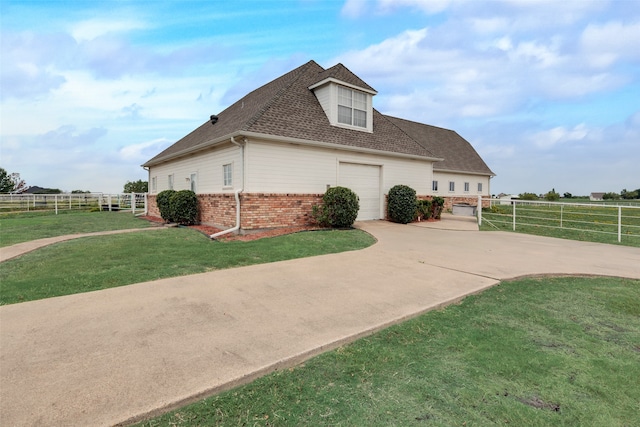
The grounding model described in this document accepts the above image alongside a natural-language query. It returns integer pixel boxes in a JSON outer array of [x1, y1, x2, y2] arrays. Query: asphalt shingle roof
[[385, 116, 495, 176], [143, 60, 491, 178]]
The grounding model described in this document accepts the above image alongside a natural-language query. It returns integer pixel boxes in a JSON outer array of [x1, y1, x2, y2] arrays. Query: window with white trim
[[151, 176, 157, 193], [223, 163, 233, 187], [449, 181, 455, 192], [478, 183, 483, 193], [168, 174, 174, 190], [464, 182, 470, 192], [190, 172, 197, 193], [432, 180, 438, 192], [337, 86, 367, 128]]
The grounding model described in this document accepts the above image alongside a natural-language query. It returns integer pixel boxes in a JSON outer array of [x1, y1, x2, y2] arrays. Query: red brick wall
[[240, 193, 323, 229], [149, 192, 323, 230]]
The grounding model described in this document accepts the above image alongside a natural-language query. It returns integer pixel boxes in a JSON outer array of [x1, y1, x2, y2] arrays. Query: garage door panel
[[339, 163, 381, 221]]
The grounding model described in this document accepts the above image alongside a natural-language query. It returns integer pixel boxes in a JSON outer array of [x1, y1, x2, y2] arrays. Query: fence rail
[[479, 199, 640, 244], [0, 193, 147, 215]]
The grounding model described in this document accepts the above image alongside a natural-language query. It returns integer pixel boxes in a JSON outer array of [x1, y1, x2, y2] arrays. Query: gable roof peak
[[310, 62, 377, 94]]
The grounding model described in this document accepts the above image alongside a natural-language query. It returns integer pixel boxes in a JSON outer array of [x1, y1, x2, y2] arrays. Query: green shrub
[[169, 190, 199, 225], [415, 199, 432, 221], [519, 192, 539, 200], [313, 186, 360, 228], [431, 196, 445, 219], [387, 185, 417, 224], [156, 190, 176, 222]]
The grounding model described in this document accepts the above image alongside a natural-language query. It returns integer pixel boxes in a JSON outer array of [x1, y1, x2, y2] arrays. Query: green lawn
[[0, 211, 151, 247], [0, 227, 375, 305], [137, 276, 640, 427], [481, 204, 640, 247]]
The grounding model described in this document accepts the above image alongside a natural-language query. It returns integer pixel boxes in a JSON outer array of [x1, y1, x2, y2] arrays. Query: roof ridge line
[[242, 60, 321, 131]]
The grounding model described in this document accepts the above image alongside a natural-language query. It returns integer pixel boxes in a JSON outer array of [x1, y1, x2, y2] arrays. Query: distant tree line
[[518, 187, 640, 201]]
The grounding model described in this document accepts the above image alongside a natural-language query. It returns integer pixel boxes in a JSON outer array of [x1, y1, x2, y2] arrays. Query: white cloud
[[70, 18, 149, 41], [581, 21, 640, 68], [530, 124, 590, 149], [119, 138, 172, 162]]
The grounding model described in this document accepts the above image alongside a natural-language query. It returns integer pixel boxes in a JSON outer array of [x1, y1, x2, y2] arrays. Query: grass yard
[[137, 276, 640, 427], [0, 227, 375, 305], [481, 204, 640, 247], [0, 211, 151, 247]]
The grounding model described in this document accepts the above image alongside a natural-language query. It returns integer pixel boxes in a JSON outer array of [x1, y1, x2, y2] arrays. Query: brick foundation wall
[[147, 195, 160, 217], [149, 192, 323, 230], [384, 194, 491, 219], [240, 193, 323, 230]]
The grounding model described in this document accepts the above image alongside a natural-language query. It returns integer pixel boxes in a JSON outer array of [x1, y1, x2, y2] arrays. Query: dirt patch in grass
[[517, 395, 561, 412]]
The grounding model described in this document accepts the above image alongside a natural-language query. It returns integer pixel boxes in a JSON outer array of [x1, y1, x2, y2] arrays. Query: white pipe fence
[[482, 198, 640, 243], [0, 193, 147, 216]]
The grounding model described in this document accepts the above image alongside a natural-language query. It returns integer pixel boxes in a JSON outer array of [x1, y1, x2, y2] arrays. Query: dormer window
[[309, 77, 376, 133], [338, 86, 367, 128]]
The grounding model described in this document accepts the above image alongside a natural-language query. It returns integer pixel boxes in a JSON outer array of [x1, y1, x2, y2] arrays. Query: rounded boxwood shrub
[[387, 184, 417, 224], [156, 189, 176, 222], [313, 186, 359, 228], [431, 196, 445, 219], [170, 190, 199, 225]]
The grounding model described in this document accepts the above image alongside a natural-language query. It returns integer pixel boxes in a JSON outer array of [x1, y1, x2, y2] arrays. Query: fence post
[[512, 201, 516, 231], [477, 194, 482, 226], [618, 206, 622, 243], [55, 195, 58, 215], [560, 204, 563, 228], [131, 192, 135, 214], [108, 195, 112, 211], [144, 193, 148, 215]]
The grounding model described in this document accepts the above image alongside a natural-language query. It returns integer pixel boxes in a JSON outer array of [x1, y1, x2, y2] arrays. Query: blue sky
[[1, 0, 638, 195]]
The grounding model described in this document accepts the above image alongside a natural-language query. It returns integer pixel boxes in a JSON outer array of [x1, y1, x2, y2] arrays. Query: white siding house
[[143, 60, 494, 231]]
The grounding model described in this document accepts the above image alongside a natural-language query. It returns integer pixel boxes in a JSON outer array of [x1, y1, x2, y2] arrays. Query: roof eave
[[241, 131, 442, 162], [434, 167, 496, 177], [141, 132, 243, 167]]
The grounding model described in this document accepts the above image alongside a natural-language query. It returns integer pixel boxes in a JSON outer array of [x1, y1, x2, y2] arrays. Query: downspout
[[210, 136, 244, 239]]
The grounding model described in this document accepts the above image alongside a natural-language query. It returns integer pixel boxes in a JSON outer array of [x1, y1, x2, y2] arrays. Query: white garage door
[[339, 162, 381, 221]]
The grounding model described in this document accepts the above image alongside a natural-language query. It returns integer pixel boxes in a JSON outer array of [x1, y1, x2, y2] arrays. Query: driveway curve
[[1, 220, 639, 426]]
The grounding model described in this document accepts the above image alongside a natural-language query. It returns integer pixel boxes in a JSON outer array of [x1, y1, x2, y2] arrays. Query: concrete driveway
[[1, 221, 639, 426]]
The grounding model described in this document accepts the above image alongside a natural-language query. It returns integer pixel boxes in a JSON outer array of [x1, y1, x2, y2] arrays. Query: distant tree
[[620, 188, 639, 200], [71, 190, 91, 194], [35, 188, 62, 194], [602, 192, 620, 200], [563, 192, 572, 198], [123, 179, 148, 193], [0, 168, 27, 193], [519, 192, 539, 200], [544, 188, 560, 201]]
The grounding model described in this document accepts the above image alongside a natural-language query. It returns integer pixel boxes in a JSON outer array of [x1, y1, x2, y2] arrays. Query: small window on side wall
[[478, 183, 483, 193], [464, 182, 470, 192], [223, 163, 233, 187], [151, 176, 157, 193], [449, 181, 455, 192], [168, 174, 174, 190], [432, 180, 438, 192]]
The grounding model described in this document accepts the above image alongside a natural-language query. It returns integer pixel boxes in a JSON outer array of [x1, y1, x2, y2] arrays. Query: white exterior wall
[[245, 139, 433, 195], [432, 170, 491, 197], [148, 143, 242, 194]]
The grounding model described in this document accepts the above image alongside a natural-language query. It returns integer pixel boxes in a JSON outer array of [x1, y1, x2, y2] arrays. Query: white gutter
[[210, 136, 244, 239]]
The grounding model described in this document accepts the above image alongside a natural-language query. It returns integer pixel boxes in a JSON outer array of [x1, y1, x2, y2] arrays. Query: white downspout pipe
[[210, 136, 244, 239]]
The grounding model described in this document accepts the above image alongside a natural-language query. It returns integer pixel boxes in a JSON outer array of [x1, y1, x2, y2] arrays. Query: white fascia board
[[308, 78, 378, 95], [242, 131, 443, 163]]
